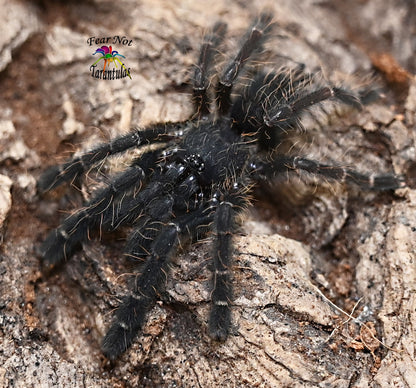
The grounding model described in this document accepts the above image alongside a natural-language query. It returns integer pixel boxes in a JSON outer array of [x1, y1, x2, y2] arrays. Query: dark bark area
[[0, 0, 415, 386]]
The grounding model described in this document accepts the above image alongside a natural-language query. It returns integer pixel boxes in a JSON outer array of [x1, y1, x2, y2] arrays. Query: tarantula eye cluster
[[38, 13, 404, 360]]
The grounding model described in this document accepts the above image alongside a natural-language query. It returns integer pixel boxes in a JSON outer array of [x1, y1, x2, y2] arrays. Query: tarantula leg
[[123, 197, 174, 264], [216, 13, 274, 114], [263, 86, 362, 128], [123, 216, 165, 262], [39, 151, 160, 265], [37, 123, 179, 192], [101, 205, 214, 360], [101, 223, 179, 360], [192, 21, 227, 117], [257, 156, 405, 190], [209, 187, 248, 341], [125, 172, 202, 262], [104, 161, 191, 230]]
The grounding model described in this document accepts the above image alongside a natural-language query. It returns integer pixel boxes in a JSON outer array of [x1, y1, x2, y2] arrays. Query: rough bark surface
[[0, 0, 415, 387]]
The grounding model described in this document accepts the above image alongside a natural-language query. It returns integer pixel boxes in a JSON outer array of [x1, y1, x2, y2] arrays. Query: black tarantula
[[38, 14, 404, 360]]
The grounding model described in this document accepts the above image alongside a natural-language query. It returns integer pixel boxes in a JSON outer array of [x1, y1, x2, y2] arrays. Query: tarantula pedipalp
[[38, 13, 404, 360]]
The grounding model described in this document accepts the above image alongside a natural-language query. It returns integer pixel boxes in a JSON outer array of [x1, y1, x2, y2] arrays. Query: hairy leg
[[216, 13, 274, 114], [255, 155, 405, 190], [209, 185, 248, 340], [101, 205, 214, 360], [38, 122, 182, 192], [39, 151, 160, 265], [192, 21, 227, 117]]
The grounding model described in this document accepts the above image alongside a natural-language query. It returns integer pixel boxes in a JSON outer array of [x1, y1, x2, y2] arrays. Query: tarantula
[[38, 14, 404, 360]]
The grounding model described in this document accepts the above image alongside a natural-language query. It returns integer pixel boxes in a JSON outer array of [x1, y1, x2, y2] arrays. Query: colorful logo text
[[90, 45, 132, 80]]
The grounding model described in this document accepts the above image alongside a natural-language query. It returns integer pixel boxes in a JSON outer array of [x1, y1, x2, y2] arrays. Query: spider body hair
[[38, 13, 404, 360]]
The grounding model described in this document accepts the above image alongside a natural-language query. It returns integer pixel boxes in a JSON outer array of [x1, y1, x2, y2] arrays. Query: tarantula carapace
[[38, 13, 404, 360]]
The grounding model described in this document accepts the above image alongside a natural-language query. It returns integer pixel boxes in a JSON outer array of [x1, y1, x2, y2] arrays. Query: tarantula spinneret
[[38, 13, 405, 360]]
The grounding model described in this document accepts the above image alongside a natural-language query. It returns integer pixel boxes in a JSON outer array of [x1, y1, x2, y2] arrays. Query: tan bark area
[[0, 0, 415, 386]]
